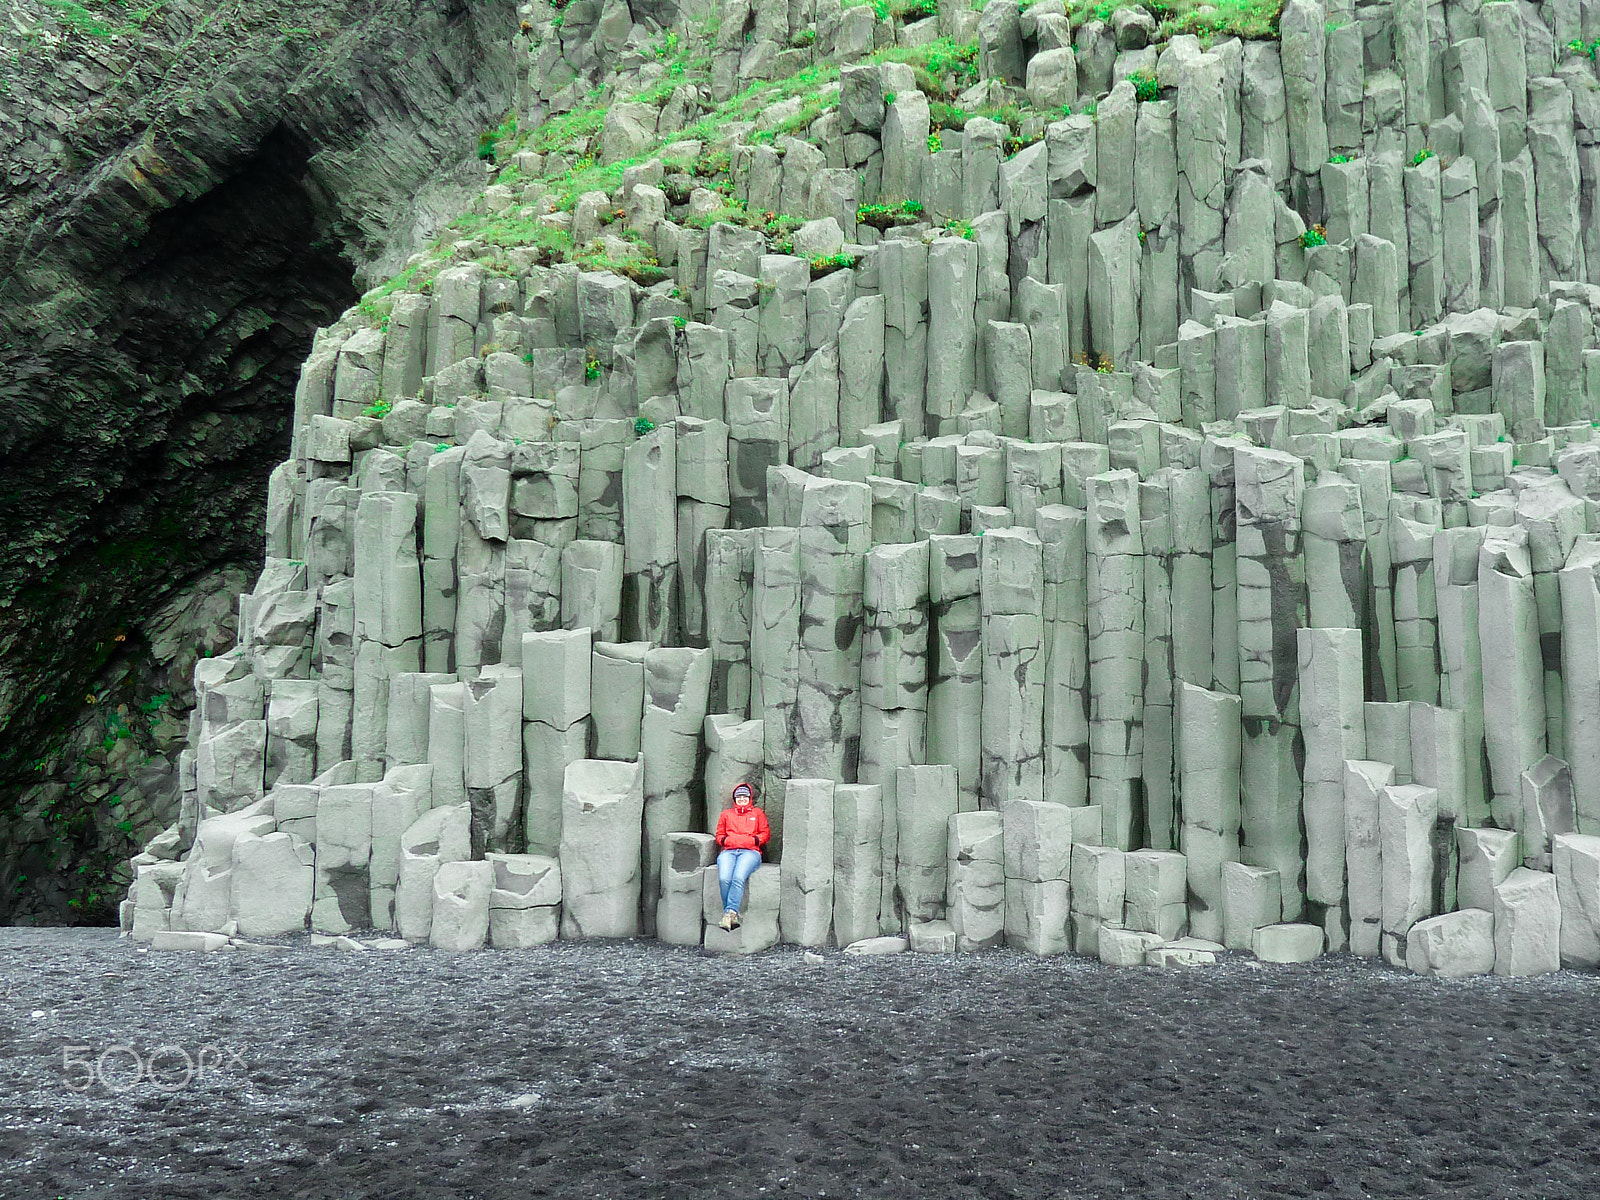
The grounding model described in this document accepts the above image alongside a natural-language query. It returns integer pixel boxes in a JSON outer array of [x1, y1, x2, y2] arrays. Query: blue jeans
[[717, 849, 762, 913]]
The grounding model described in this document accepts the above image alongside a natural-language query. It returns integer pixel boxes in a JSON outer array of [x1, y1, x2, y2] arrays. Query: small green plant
[[902, 0, 938, 18], [585, 350, 602, 381], [1328, 153, 1352, 164], [1300, 224, 1328, 248], [872, 0, 890, 18], [856, 199, 926, 229], [1411, 147, 1435, 166], [810, 252, 859, 278], [790, 28, 816, 47], [928, 130, 943, 154], [634, 416, 656, 436], [673, 315, 689, 329], [1096, 354, 1114, 374], [1130, 69, 1160, 102], [363, 398, 394, 419], [944, 219, 974, 240], [435, 443, 451, 453], [884, 91, 897, 106]]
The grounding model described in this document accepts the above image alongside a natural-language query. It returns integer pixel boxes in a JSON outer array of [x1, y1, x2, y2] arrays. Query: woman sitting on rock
[[713, 782, 770, 931]]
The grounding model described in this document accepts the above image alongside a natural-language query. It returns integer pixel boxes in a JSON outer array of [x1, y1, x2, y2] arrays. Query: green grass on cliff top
[[840, 0, 1285, 41]]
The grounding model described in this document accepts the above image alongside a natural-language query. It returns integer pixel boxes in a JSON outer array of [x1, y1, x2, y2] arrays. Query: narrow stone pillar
[[947, 810, 1006, 950], [979, 527, 1046, 809], [833, 783, 885, 948], [622, 423, 678, 645], [792, 477, 871, 782], [780, 777, 835, 947], [675, 417, 730, 647], [1234, 447, 1307, 920], [521, 628, 591, 857], [1560, 537, 1600, 835], [861, 541, 930, 933], [928, 534, 984, 812], [896, 763, 959, 924], [1344, 758, 1396, 957], [1298, 629, 1366, 924], [1177, 682, 1241, 943], [1391, 515, 1441, 705], [1087, 470, 1144, 849], [1037, 506, 1090, 808], [640, 646, 712, 935], [704, 527, 757, 715], [1478, 526, 1547, 828], [1001, 799, 1073, 955], [751, 528, 802, 810]]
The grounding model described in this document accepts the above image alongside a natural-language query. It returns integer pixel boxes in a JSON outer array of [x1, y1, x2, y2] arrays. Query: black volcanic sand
[[3, 929, 1599, 1199]]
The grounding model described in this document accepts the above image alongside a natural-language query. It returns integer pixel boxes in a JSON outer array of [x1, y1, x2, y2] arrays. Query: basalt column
[[1234, 447, 1307, 921]]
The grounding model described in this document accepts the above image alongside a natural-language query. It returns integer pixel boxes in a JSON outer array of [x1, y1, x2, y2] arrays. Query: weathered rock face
[[0, 0, 520, 923]]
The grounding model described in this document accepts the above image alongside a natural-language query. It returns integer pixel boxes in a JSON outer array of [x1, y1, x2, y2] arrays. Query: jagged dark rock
[[0, 0, 521, 923]]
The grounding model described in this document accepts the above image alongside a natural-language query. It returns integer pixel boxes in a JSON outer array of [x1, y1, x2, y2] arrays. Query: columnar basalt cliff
[[0, 0, 522, 922], [78, 0, 1600, 973]]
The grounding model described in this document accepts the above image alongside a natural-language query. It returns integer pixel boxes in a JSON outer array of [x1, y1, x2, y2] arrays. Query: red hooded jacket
[[715, 803, 770, 854]]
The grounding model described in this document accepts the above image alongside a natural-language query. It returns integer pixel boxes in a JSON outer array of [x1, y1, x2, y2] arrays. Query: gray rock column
[[1178, 52, 1228, 300], [1435, 526, 1491, 828], [928, 534, 984, 813], [462, 664, 522, 856], [834, 783, 885, 948], [726, 377, 790, 528], [780, 777, 835, 947], [880, 236, 931, 436], [1442, 157, 1481, 313], [1234, 447, 1307, 920], [1479, 527, 1547, 828], [639, 646, 711, 935], [1500, 149, 1540, 309], [675, 417, 731, 646], [1036, 506, 1090, 811], [353, 491, 424, 781], [840, 295, 887, 443], [1280, 0, 1329, 208], [752, 527, 802, 806], [559, 758, 645, 938], [561, 539, 623, 642], [1529, 77, 1583, 286], [704, 528, 757, 714], [1087, 470, 1144, 849], [794, 478, 871, 781], [896, 763, 959, 923], [1380, 783, 1439, 966], [926, 236, 978, 430], [1177, 683, 1242, 943], [1298, 629, 1366, 916], [948, 810, 1006, 950], [622, 423, 678, 645], [521, 628, 591, 857], [1560, 538, 1600, 835], [979, 528, 1046, 810], [861, 542, 931, 932], [1391, 515, 1441, 706], [1139, 473, 1178, 850]]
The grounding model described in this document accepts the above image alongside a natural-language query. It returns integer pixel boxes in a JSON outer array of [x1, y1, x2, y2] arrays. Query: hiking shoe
[[719, 910, 736, 931], [728, 911, 742, 929]]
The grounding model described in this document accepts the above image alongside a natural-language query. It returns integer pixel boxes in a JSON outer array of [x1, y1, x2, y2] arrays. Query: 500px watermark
[[61, 1044, 245, 1092]]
